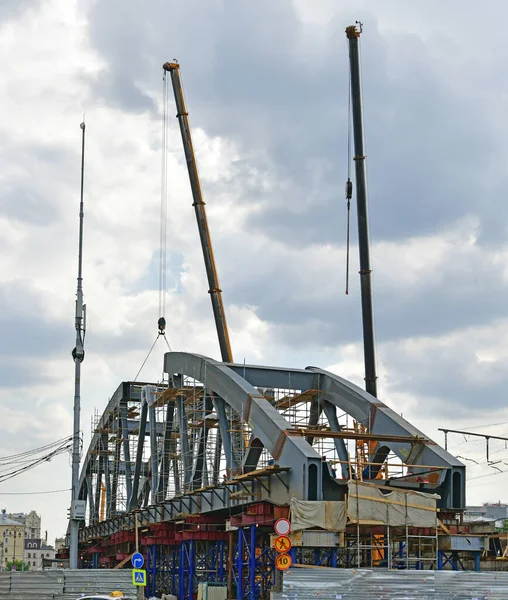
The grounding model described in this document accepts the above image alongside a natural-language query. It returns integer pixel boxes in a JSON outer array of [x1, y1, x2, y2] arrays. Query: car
[[75, 594, 134, 600]]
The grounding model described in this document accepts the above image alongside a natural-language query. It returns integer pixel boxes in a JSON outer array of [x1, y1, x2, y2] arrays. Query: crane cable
[[345, 58, 353, 295], [134, 71, 173, 384], [158, 70, 169, 335], [157, 69, 172, 352]]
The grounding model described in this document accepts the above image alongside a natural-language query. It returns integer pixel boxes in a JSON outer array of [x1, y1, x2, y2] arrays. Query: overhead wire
[[134, 68, 174, 385], [457, 420, 508, 431], [0, 488, 71, 496], [0, 437, 73, 485], [0, 436, 73, 463]]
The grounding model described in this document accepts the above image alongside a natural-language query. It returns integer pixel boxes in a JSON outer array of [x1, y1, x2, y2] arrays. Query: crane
[[345, 24, 378, 399], [162, 61, 233, 364]]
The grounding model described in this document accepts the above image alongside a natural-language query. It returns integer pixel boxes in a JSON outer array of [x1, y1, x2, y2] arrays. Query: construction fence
[[0, 568, 136, 600], [273, 566, 508, 600]]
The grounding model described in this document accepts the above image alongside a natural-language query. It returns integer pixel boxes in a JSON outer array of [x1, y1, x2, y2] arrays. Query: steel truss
[[77, 352, 464, 543], [71, 352, 467, 596]]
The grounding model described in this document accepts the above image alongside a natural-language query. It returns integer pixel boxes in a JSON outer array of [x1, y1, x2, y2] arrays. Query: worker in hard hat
[[110, 592, 124, 598]]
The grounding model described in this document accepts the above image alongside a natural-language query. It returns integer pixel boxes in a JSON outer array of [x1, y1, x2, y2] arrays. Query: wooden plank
[[438, 519, 451, 535], [277, 389, 322, 410], [287, 429, 429, 443], [114, 553, 133, 569], [349, 492, 437, 512]]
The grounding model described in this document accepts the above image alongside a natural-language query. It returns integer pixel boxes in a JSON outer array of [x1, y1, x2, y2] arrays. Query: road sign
[[274, 518, 291, 536], [132, 569, 147, 587], [275, 553, 292, 571], [131, 552, 144, 569], [274, 535, 292, 553]]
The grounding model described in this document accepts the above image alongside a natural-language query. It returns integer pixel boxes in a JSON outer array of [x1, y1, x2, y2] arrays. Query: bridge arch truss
[[78, 352, 464, 540]]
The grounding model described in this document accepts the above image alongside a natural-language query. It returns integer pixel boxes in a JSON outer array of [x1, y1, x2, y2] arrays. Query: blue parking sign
[[132, 569, 146, 587]]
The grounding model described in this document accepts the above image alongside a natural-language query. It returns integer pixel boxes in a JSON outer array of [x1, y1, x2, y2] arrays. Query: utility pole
[[69, 121, 87, 569], [346, 24, 378, 398]]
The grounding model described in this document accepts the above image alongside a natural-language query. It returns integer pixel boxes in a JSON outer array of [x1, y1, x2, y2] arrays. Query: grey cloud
[[222, 227, 508, 347], [0, 141, 74, 225], [0, 0, 40, 19], [0, 363, 56, 389], [82, 0, 508, 364], [384, 340, 508, 418], [0, 282, 70, 358], [85, 1, 501, 249]]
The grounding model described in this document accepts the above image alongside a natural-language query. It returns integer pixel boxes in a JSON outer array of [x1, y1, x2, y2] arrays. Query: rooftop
[[0, 515, 23, 527]]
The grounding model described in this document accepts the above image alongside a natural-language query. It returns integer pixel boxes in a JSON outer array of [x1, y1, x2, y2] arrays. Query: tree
[[6, 560, 29, 571]]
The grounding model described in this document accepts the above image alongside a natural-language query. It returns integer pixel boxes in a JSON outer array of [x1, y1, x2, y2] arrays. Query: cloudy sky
[[2, 0, 508, 543]]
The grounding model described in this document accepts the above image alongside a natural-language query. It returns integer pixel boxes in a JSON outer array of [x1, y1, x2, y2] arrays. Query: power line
[[440, 427, 508, 462], [456, 420, 508, 431], [0, 488, 70, 496], [0, 438, 73, 485], [0, 436, 73, 463]]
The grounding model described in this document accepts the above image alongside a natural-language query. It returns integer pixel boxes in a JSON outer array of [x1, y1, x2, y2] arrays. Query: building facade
[[0, 514, 25, 568], [24, 539, 55, 570], [7, 511, 41, 539], [54, 537, 65, 552], [464, 503, 508, 522]]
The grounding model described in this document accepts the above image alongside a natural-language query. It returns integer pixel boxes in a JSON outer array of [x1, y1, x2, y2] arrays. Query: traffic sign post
[[274, 535, 292, 554], [273, 518, 292, 591], [274, 518, 291, 536], [131, 552, 144, 570], [132, 569, 147, 587], [275, 553, 292, 571]]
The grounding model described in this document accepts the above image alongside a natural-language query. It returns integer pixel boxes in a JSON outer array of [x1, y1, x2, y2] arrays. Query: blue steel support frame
[[438, 550, 466, 571], [147, 545, 157, 597], [153, 545, 180, 597], [233, 526, 275, 600], [150, 541, 226, 599], [290, 547, 346, 569]]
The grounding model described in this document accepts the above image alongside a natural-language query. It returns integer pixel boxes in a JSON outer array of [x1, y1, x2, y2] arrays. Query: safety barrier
[[272, 566, 508, 600], [0, 568, 136, 599]]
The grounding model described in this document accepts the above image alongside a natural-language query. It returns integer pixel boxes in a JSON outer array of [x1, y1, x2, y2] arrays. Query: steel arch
[[77, 352, 464, 539]]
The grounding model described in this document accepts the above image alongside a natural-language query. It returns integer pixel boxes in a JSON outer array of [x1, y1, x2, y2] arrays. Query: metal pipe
[[163, 61, 233, 363], [346, 25, 378, 398], [69, 121, 86, 569]]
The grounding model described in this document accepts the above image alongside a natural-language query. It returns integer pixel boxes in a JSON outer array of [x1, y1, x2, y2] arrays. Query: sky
[[1, 0, 508, 543]]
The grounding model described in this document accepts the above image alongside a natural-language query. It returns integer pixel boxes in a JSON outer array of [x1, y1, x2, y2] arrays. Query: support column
[[249, 525, 256, 600], [330, 548, 338, 568], [236, 530, 244, 600], [148, 545, 157, 597], [228, 532, 234, 599], [179, 543, 186, 600], [188, 540, 196, 600], [218, 541, 225, 582], [171, 547, 177, 596]]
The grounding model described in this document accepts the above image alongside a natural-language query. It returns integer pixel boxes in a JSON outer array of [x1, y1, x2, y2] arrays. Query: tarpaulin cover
[[347, 481, 439, 527], [290, 498, 346, 531]]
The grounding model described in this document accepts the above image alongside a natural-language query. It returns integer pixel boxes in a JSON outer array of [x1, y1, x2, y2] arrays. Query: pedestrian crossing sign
[[132, 569, 147, 586]]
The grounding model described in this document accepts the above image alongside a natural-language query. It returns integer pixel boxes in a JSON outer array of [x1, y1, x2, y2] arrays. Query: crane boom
[[345, 25, 378, 399], [163, 62, 233, 363]]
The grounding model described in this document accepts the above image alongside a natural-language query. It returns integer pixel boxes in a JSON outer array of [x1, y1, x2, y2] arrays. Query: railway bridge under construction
[[70, 352, 468, 598], [63, 25, 483, 600]]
